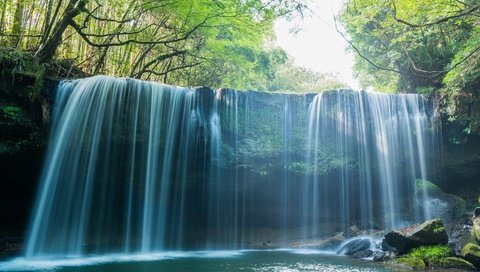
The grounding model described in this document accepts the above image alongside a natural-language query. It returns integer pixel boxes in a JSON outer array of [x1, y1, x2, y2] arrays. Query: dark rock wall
[[0, 73, 57, 234]]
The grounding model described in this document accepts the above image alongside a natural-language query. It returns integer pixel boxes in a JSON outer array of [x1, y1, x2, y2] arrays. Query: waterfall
[[25, 76, 439, 257]]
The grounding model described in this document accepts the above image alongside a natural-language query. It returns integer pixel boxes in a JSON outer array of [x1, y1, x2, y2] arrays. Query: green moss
[[395, 256, 426, 270], [1, 105, 22, 120], [438, 257, 476, 270], [409, 245, 453, 265], [473, 218, 480, 243], [462, 243, 480, 257], [414, 179, 441, 195], [0, 47, 45, 101]]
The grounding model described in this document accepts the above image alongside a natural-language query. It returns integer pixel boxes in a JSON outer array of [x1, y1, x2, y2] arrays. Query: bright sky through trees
[[275, 0, 360, 89]]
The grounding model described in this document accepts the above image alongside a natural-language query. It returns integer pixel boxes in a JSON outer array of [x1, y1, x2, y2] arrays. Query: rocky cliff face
[[0, 72, 57, 234]]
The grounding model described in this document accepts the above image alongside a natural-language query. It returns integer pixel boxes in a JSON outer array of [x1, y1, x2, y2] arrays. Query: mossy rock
[[473, 217, 480, 243], [462, 243, 480, 269], [384, 218, 448, 254], [415, 179, 443, 196], [415, 179, 466, 220], [437, 257, 476, 270], [395, 256, 426, 270]]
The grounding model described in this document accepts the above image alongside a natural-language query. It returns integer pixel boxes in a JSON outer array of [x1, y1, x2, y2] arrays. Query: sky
[[274, 0, 360, 89]]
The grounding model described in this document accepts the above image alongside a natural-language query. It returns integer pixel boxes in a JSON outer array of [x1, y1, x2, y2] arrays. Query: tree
[[339, 0, 479, 93], [0, 0, 311, 90]]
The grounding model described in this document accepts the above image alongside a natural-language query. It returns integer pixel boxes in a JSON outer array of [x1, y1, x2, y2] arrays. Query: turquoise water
[[1, 250, 390, 272]]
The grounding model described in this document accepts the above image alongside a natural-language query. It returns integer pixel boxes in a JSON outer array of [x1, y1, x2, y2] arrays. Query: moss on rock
[[415, 179, 466, 219], [473, 217, 480, 243], [437, 257, 476, 270], [462, 243, 480, 269], [394, 256, 426, 270], [415, 179, 442, 195]]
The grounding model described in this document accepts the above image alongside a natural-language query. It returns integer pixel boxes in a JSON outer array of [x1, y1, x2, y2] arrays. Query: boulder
[[336, 238, 371, 256], [415, 179, 466, 220], [394, 256, 425, 270], [462, 243, 480, 269], [473, 217, 480, 243], [474, 207, 480, 217], [437, 257, 476, 270], [383, 218, 448, 254], [449, 223, 475, 255]]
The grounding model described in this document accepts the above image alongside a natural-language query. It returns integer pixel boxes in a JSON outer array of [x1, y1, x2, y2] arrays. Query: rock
[[473, 217, 480, 243], [462, 243, 480, 269], [372, 250, 386, 261], [448, 223, 475, 255], [415, 179, 466, 220], [394, 256, 425, 270], [336, 238, 371, 256], [474, 207, 480, 217], [383, 231, 409, 254], [383, 218, 448, 254], [352, 249, 373, 258], [437, 257, 476, 270], [381, 238, 398, 254]]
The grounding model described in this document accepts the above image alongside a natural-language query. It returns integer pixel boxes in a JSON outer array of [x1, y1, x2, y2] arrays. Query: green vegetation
[[0, 103, 45, 156], [462, 243, 480, 269], [394, 256, 426, 270], [339, 0, 479, 93], [438, 257, 476, 270], [339, 0, 480, 138], [409, 245, 453, 265], [414, 179, 441, 195], [0, 0, 345, 92]]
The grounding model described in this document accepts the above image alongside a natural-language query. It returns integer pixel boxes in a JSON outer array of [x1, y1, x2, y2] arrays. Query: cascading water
[[25, 76, 440, 258]]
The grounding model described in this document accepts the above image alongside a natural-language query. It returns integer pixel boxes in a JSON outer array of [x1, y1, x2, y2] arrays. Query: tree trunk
[[11, 0, 25, 46], [0, 0, 8, 33], [35, 0, 87, 64]]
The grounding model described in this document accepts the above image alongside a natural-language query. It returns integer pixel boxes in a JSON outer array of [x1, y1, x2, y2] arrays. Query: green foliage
[[339, 0, 478, 93], [1, 105, 22, 120], [409, 245, 453, 265], [0, 0, 338, 92], [0, 47, 45, 99], [0, 102, 45, 156], [265, 59, 348, 93]]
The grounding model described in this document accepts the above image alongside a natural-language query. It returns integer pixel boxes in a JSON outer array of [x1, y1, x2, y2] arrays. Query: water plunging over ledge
[[24, 75, 440, 257]]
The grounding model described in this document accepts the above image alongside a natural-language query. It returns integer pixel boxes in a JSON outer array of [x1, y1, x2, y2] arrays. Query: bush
[[409, 245, 453, 265]]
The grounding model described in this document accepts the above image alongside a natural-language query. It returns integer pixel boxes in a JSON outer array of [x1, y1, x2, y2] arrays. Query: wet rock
[[415, 179, 466, 220], [336, 238, 371, 256], [383, 218, 448, 254], [437, 257, 476, 270], [473, 217, 480, 242], [372, 250, 386, 261], [462, 243, 480, 269], [352, 249, 373, 258], [448, 223, 475, 255]]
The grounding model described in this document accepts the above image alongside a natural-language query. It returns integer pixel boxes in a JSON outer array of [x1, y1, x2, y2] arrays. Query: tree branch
[[391, 1, 480, 28]]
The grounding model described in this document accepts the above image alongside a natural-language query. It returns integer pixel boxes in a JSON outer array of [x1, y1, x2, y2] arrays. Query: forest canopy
[[339, 0, 480, 94], [0, 0, 346, 92]]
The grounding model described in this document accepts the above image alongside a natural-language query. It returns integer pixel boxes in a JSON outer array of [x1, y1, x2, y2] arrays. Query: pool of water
[[0, 250, 393, 272]]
